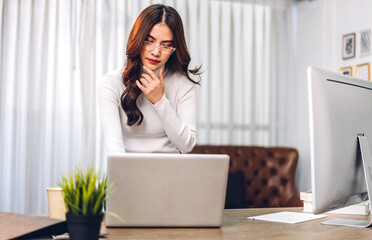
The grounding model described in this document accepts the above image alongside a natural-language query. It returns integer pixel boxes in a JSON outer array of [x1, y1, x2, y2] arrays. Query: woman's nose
[[151, 46, 161, 56]]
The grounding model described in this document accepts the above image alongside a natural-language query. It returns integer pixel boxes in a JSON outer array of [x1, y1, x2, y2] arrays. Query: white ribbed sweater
[[97, 68, 197, 155]]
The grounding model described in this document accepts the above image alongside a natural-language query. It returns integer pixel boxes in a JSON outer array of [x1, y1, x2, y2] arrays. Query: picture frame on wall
[[356, 62, 371, 81], [342, 33, 356, 59], [359, 29, 371, 57], [339, 66, 353, 76]]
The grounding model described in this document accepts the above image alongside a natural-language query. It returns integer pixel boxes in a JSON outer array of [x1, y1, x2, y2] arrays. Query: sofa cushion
[[191, 145, 302, 208]]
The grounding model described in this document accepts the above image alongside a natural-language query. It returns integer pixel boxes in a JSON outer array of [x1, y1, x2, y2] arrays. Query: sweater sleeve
[[97, 75, 126, 155], [152, 84, 197, 153]]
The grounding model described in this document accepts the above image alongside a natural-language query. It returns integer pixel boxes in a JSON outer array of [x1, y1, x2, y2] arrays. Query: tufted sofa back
[[191, 145, 302, 208]]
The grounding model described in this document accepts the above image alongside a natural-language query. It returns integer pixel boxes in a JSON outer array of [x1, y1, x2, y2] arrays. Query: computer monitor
[[308, 66, 372, 227]]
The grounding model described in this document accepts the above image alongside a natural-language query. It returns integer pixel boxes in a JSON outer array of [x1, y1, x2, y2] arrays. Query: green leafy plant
[[58, 167, 110, 216]]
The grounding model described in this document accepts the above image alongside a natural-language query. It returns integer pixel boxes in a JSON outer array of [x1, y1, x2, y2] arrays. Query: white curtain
[[0, 0, 99, 214], [0, 0, 293, 214]]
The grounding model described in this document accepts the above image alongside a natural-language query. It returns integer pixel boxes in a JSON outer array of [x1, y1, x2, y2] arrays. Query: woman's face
[[140, 23, 175, 72]]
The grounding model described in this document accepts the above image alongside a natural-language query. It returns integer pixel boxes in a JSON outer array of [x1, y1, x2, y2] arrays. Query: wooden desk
[[104, 207, 372, 240], [0, 212, 66, 239]]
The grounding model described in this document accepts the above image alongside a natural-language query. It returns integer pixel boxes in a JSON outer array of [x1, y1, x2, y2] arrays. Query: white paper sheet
[[247, 211, 327, 224]]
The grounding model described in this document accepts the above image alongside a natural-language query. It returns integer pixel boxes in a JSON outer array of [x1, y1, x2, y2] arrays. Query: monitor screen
[[307, 67, 372, 216]]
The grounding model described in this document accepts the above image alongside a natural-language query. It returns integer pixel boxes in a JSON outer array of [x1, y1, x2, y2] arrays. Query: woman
[[98, 4, 200, 155]]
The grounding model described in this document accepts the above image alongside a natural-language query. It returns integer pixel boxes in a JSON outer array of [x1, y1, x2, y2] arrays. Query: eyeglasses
[[143, 40, 176, 54]]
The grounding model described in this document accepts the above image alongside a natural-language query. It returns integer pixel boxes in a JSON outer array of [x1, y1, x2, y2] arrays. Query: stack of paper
[[300, 190, 313, 213], [300, 189, 370, 215], [329, 201, 370, 215]]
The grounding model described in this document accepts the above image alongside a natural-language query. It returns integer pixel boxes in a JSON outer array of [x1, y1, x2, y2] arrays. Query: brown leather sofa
[[191, 145, 302, 208]]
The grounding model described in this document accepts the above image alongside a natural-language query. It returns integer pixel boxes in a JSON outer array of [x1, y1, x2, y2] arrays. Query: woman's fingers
[[137, 66, 165, 104], [159, 68, 164, 84], [139, 77, 149, 87], [136, 80, 145, 90], [141, 73, 153, 84], [143, 65, 158, 81]]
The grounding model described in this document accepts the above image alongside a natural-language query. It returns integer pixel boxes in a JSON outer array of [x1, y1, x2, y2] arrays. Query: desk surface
[[0, 212, 66, 239], [104, 207, 372, 240]]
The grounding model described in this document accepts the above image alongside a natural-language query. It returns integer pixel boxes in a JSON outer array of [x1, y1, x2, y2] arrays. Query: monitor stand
[[321, 134, 372, 228]]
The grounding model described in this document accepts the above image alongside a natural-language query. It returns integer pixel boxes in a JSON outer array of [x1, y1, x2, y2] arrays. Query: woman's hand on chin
[[136, 65, 164, 104]]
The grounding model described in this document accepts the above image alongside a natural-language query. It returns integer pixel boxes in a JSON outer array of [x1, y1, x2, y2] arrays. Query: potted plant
[[58, 167, 110, 240]]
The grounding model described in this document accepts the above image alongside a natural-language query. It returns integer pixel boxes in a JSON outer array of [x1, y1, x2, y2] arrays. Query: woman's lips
[[147, 58, 160, 65]]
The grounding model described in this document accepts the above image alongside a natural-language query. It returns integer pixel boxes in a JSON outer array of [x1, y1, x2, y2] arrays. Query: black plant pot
[[66, 213, 103, 240]]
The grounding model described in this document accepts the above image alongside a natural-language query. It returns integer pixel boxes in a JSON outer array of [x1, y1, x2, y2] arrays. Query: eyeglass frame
[[143, 40, 176, 53]]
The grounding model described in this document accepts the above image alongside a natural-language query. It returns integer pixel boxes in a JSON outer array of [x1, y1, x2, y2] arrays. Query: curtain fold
[[0, 0, 100, 214], [0, 0, 293, 214], [195, 2, 277, 145]]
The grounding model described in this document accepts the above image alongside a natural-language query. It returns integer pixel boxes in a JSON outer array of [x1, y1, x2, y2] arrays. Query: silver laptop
[[105, 153, 229, 227]]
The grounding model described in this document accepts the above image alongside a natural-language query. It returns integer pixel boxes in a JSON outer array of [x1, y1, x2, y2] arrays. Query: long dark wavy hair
[[121, 4, 201, 126]]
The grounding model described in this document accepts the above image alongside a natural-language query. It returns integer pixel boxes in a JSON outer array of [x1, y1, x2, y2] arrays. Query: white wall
[[293, 0, 372, 192]]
